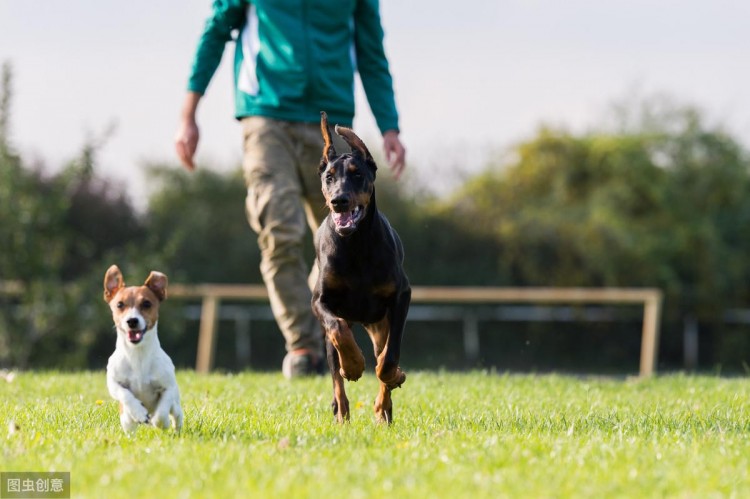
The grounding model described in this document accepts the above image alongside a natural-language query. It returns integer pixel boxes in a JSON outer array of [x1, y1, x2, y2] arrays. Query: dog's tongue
[[128, 330, 144, 343], [333, 211, 356, 228]]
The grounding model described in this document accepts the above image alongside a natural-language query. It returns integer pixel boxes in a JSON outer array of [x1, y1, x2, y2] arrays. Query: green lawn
[[2, 370, 749, 498]]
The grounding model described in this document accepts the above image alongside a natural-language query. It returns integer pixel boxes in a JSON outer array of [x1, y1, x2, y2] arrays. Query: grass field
[[1, 370, 749, 498]]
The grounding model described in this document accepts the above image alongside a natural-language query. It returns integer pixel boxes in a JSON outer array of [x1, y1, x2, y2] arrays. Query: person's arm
[[353, 0, 406, 178], [175, 1, 246, 171]]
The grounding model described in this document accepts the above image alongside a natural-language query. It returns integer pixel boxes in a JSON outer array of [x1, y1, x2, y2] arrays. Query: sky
[[1, 0, 749, 208]]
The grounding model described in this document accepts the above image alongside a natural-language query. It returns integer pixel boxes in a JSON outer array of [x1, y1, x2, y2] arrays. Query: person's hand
[[383, 130, 406, 180], [174, 118, 199, 171], [175, 92, 203, 171]]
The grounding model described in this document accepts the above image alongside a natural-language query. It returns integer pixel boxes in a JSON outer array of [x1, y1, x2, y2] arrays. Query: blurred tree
[[0, 61, 11, 147], [0, 64, 68, 283], [141, 164, 259, 284], [369, 162, 503, 285], [0, 62, 146, 368], [438, 99, 750, 368]]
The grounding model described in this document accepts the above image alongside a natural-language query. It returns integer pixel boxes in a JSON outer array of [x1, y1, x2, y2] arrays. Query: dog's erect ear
[[334, 125, 377, 174], [319, 111, 337, 173], [144, 271, 168, 302], [104, 265, 125, 303]]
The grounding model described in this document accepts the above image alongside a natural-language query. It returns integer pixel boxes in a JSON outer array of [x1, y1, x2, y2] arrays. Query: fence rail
[[1, 281, 662, 377], [168, 284, 662, 377]]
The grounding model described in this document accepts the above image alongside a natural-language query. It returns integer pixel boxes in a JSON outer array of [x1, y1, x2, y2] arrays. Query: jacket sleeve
[[187, 0, 248, 94], [353, 0, 400, 134]]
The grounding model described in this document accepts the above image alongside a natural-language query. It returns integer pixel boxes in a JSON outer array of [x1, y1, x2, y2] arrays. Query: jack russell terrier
[[103, 265, 183, 433]]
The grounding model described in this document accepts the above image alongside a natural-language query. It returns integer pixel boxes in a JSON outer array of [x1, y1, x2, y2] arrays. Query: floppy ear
[[334, 124, 377, 174], [104, 265, 125, 303], [319, 111, 337, 173], [144, 271, 168, 302]]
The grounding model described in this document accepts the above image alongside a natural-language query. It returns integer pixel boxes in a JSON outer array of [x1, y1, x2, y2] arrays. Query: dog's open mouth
[[127, 329, 145, 344], [332, 206, 363, 234]]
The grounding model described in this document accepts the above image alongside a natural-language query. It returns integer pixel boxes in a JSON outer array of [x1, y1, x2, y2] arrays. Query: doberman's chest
[[321, 271, 398, 324]]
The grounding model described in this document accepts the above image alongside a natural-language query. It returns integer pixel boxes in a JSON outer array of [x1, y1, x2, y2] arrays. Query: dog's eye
[[116, 301, 124, 309], [141, 300, 152, 309], [325, 174, 334, 184]]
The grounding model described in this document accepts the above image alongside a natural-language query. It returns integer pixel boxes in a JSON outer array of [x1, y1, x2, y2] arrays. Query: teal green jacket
[[187, 0, 399, 133]]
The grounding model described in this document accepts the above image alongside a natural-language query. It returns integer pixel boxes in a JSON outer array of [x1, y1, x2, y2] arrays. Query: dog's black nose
[[126, 318, 140, 329], [331, 196, 349, 212]]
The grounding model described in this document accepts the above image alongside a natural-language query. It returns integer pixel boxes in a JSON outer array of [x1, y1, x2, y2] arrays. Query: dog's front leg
[[107, 376, 149, 432], [364, 317, 392, 423], [314, 300, 365, 381], [151, 386, 182, 430], [170, 397, 184, 431], [329, 318, 365, 381], [364, 315, 402, 424], [377, 287, 410, 390], [374, 382, 393, 425], [326, 338, 350, 423]]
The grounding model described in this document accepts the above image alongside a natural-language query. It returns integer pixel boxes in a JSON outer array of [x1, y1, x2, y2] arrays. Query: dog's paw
[[329, 322, 365, 381], [339, 366, 363, 382], [338, 349, 365, 381], [374, 393, 393, 425], [126, 402, 150, 425], [120, 415, 138, 433], [171, 406, 184, 432], [170, 414, 183, 432], [332, 396, 350, 423], [378, 366, 406, 390], [150, 411, 171, 429]]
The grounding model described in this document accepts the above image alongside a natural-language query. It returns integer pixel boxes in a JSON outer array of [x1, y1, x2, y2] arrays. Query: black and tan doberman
[[312, 112, 411, 424]]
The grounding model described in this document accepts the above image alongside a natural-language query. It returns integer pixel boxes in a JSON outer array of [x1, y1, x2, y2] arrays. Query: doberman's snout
[[330, 195, 350, 213], [126, 317, 140, 329]]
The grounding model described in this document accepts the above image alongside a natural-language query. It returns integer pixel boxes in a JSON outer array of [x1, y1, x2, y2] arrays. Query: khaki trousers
[[241, 116, 345, 355]]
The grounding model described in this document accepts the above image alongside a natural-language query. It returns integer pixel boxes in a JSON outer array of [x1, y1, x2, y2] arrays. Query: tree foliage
[[140, 164, 259, 284], [441, 103, 750, 324], [0, 63, 143, 368]]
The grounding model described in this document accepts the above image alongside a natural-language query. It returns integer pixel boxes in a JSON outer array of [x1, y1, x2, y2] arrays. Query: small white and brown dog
[[103, 264, 183, 433]]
